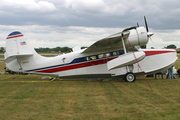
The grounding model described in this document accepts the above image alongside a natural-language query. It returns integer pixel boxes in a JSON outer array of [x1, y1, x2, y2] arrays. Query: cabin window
[[90, 56, 97, 60], [77, 57, 87, 62], [85, 50, 124, 62], [109, 52, 113, 56], [116, 51, 120, 55], [98, 54, 104, 59], [106, 53, 110, 57], [120, 50, 124, 55], [113, 51, 117, 56], [86, 57, 91, 61], [87, 56, 97, 61]]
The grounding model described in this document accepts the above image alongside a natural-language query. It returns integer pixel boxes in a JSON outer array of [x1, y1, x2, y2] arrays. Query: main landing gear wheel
[[125, 72, 136, 82]]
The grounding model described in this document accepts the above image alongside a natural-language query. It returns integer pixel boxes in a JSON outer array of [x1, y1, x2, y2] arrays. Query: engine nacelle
[[124, 27, 148, 47]]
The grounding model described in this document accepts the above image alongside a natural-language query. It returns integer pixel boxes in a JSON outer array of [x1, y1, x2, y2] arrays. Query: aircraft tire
[[125, 72, 136, 82]]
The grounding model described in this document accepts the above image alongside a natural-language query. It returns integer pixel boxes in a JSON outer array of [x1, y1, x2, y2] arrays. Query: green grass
[[1, 61, 180, 119], [177, 54, 180, 58], [41, 55, 56, 57], [0, 75, 180, 120], [0, 55, 4, 58], [0, 62, 6, 72], [175, 61, 180, 69]]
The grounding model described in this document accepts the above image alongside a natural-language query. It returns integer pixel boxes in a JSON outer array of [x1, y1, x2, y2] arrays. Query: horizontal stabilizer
[[4, 53, 33, 63], [107, 51, 145, 70]]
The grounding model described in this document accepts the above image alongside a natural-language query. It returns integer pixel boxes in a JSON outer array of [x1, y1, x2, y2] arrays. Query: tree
[[61, 47, 71, 52], [151, 47, 155, 49], [81, 46, 88, 49], [0, 47, 4, 52], [140, 45, 146, 49], [165, 44, 177, 49], [35, 46, 73, 53]]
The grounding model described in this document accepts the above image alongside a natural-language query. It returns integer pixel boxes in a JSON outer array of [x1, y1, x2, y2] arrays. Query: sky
[[0, 0, 180, 49]]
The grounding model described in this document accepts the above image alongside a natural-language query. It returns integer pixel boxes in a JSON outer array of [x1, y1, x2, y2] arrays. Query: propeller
[[149, 37, 154, 43], [137, 22, 139, 27], [144, 16, 149, 32], [144, 16, 154, 42]]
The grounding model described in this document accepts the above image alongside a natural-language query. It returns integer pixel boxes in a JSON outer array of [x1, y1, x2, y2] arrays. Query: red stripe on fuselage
[[35, 50, 175, 73], [35, 57, 116, 73], [6, 34, 23, 39], [144, 50, 175, 56]]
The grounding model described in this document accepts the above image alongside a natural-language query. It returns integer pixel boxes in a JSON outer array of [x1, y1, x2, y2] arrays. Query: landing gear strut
[[125, 72, 136, 82], [121, 34, 136, 82]]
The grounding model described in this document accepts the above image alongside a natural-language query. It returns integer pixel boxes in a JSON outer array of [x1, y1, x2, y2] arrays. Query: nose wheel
[[125, 72, 136, 82]]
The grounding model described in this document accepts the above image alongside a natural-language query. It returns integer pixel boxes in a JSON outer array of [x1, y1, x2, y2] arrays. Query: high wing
[[82, 31, 130, 54]]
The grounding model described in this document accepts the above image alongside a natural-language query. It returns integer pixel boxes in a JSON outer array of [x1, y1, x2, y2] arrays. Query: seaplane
[[4, 17, 177, 82]]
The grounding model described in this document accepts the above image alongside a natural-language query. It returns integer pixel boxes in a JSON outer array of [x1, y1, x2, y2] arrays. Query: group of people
[[154, 66, 180, 79], [166, 66, 177, 79]]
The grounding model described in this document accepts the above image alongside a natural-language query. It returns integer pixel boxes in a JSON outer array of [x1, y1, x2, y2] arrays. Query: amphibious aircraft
[[4, 17, 177, 82]]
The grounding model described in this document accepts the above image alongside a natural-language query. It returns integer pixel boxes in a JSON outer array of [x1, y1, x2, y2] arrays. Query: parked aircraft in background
[[4, 17, 177, 82]]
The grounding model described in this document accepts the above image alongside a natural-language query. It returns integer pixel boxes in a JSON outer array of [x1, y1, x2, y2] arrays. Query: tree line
[[35, 46, 72, 53], [0, 44, 179, 53], [34, 44, 179, 53], [35, 46, 87, 53]]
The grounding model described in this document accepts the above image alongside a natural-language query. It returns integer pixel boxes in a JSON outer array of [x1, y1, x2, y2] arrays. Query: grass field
[[0, 58, 180, 119], [0, 74, 180, 119], [0, 55, 4, 58]]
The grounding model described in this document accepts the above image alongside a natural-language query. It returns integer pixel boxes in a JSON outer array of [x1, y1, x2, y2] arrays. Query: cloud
[[1, 25, 180, 49], [64, 0, 106, 14], [148, 29, 180, 48], [64, 0, 128, 15], [0, 25, 123, 48], [0, 0, 180, 29], [0, 0, 180, 49], [0, 0, 57, 12]]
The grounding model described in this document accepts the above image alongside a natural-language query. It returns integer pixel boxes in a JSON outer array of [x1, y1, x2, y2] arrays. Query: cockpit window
[[119, 50, 124, 55]]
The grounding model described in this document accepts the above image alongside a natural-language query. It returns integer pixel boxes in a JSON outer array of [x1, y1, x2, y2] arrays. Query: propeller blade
[[144, 16, 149, 32], [137, 22, 139, 27], [149, 37, 154, 43]]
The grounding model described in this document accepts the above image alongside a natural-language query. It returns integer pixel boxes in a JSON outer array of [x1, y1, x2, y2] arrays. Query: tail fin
[[5, 31, 34, 63], [4, 31, 40, 72]]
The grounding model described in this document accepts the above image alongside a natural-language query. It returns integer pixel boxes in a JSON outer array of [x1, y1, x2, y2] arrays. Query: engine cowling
[[124, 27, 148, 47]]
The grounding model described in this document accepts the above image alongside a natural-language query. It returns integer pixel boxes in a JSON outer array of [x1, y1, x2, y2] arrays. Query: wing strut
[[121, 34, 130, 72], [127, 38, 153, 91], [121, 35, 127, 54]]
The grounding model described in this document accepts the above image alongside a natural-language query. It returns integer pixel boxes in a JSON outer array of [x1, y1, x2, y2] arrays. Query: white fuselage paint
[[6, 48, 177, 79]]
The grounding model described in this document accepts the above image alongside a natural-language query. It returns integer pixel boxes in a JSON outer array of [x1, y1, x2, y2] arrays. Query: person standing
[[170, 66, 173, 79], [166, 66, 173, 79], [173, 66, 177, 79]]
